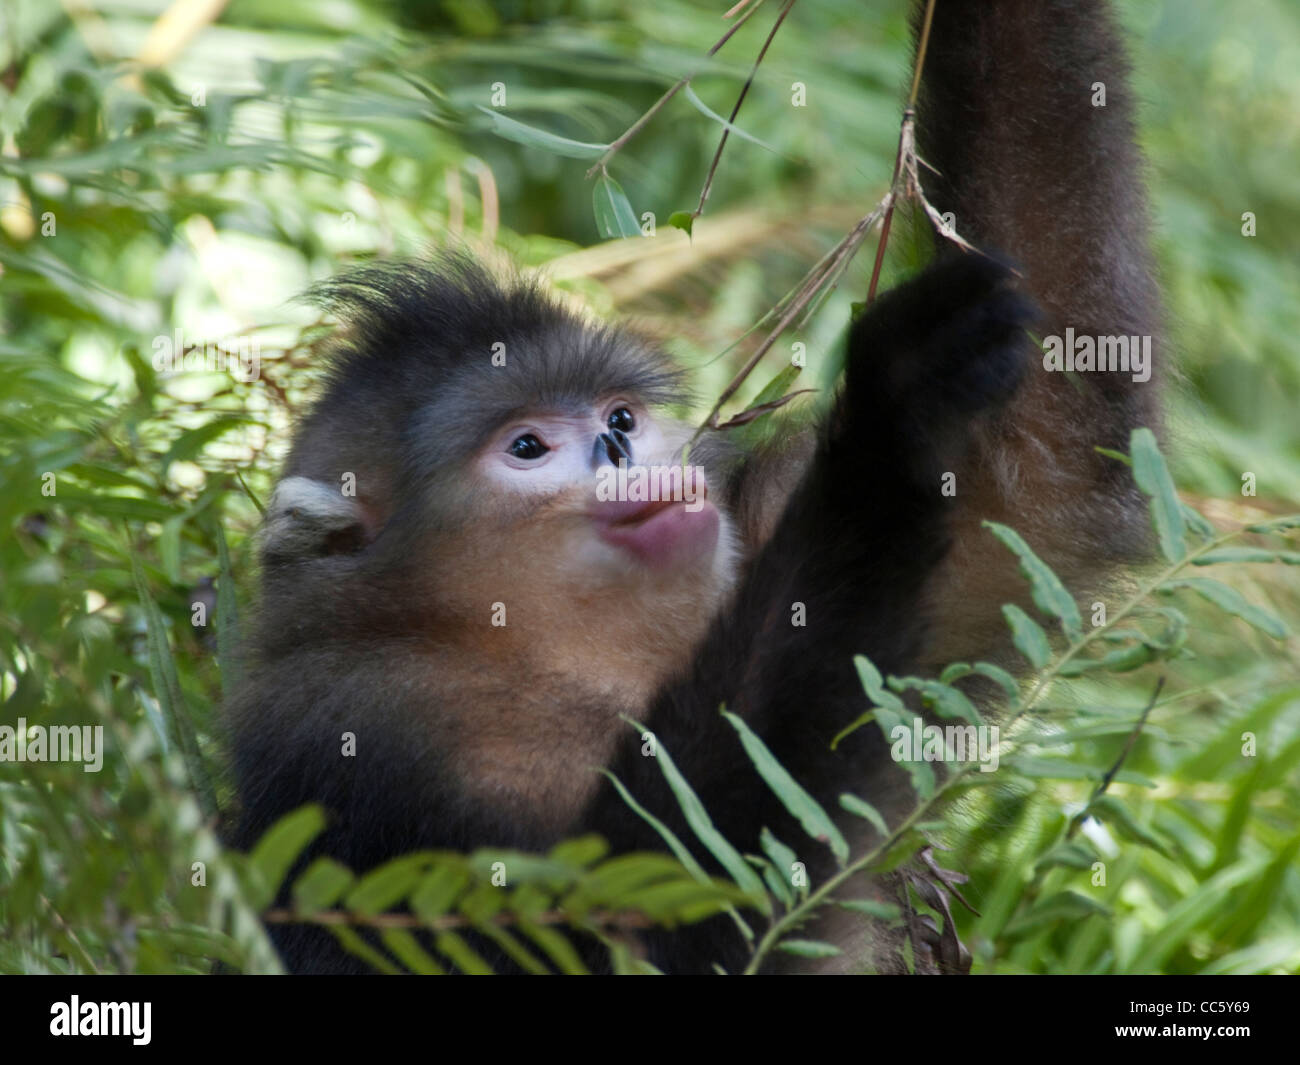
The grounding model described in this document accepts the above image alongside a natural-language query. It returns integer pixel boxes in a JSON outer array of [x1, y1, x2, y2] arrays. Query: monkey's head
[[257, 255, 739, 685]]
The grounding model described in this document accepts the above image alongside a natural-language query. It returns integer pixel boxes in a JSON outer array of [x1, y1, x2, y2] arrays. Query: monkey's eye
[[508, 433, 549, 461], [607, 407, 636, 433]]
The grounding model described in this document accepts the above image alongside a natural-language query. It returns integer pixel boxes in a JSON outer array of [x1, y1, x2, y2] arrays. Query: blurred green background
[[0, 0, 1297, 974]]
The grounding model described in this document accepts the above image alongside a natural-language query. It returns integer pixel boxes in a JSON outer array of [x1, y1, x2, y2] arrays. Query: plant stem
[[584, 0, 769, 179]]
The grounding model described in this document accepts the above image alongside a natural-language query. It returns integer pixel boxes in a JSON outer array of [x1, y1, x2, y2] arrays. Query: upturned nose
[[593, 428, 632, 467]]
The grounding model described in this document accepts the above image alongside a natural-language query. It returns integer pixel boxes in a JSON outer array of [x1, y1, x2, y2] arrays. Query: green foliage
[[1, 0, 1298, 974], [215, 431, 1300, 974], [257, 827, 751, 975]]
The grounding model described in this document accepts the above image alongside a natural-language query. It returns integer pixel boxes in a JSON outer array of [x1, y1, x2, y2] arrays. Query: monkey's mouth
[[592, 495, 720, 569], [606, 497, 681, 527]]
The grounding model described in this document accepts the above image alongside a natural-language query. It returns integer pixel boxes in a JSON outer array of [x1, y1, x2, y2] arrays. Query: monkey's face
[[472, 395, 729, 585]]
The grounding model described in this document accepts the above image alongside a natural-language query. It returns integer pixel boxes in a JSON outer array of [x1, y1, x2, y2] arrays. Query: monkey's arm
[[914, 0, 1163, 665], [582, 254, 1036, 972]]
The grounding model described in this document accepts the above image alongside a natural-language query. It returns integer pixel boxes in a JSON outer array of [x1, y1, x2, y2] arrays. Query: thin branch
[[41, 894, 100, 974], [692, 0, 798, 220], [695, 0, 977, 429], [907, 0, 937, 108], [692, 202, 884, 439], [1067, 676, 1165, 840], [584, 0, 769, 179]]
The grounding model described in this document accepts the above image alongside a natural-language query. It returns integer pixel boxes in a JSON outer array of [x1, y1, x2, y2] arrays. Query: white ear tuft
[[263, 476, 366, 559]]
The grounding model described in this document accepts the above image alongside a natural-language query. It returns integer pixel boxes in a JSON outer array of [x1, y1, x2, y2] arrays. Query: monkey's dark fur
[[229, 0, 1162, 974]]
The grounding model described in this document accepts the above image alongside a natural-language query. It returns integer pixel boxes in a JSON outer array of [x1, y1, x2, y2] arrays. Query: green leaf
[[605, 724, 761, 939], [329, 926, 401, 974], [1180, 502, 1217, 539], [247, 806, 327, 910], [1058, 641, 1157, 675], [723, 710, 849, 865], [465, 850, 574, 886], [457, 884, 504, 926], [1246, 514, 1300, 533], [1002, 604, 1052, 669], [853, 655, 906, 711], [161, 417, 257, 474], [213, 519, 242, 697], [747, 363, 802, 411], [518, 921, 589, 975], [1193, 547, 1300, 566], [410, 863, 471, 921], [433, 931, 494, 975], [873, 706, 936, 798], [1094, 446, 1132, 467], [759, 829, 799, 904], [567, 853, 691, 912], [345, 854, 433, 916], [646, 729, 770, 905], [1031, 841, 1098, 873], [889, 677, 983, 725], [1162, 577, 1288, 639], [620, 879, 742, 923], [681, 85, 779, 153], [1004, 756, 1153, 787], [592, 173, 640, 239], [984, 522, 1082, 638], [838, 793, 889, 838], [972, 662, 1022, 703], [1130, 427, 1186, 562], [474, 105, 607, 158], [938, 662, 971, 684], [1005, 890, 1110, 934], [548, 835, 608, 870], [1085, 795, 1172, 857], [1126, 861, 1264, 974], [380, 929, 445, 974], [291, 858, 355, 915], [600, 770, 714, 887], [776, 938, 842, 958], [130, 549, 215, 815], [667, 210, 695, 236], [469, 922, 550, 975], [837, 898, 903, 921]]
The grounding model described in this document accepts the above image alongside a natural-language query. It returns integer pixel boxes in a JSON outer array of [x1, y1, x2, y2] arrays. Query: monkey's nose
[[595, 429, 632, 467]]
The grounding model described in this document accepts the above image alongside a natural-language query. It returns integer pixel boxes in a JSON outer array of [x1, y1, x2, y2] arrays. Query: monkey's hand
[[836, 253, 1037, 481]]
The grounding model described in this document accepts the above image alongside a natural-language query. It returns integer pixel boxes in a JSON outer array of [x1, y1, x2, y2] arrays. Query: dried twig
[[699, 0, 1002, 431], [692, 0, 799, 222]]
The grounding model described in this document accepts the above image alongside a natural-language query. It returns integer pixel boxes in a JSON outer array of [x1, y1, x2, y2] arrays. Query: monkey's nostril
[[598, 430, 632, 466]]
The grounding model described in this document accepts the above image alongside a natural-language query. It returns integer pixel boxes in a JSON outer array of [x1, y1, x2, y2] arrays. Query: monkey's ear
[[263, 476, 374, 560]]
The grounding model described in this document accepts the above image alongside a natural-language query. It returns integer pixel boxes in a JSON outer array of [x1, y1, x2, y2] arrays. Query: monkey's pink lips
[[593, 497, 720, 568]]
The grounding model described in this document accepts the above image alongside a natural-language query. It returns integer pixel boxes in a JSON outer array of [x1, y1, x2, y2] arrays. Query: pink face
[[475, 398, 722, 573]]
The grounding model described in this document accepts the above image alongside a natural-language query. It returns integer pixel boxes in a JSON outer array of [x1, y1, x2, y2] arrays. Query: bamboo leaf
[[759, 829, 799, 904], [776, 938, 842, 958], [1130, 427, 1186, 562], [723, 710, 849, 865], [984, 522, 1082, 638], [839, 793, 888, 837], [838, 898, 903, 921], [645, 730, 770, 904], [1002, 604, 1052, 669], [1162, 577, 1288, 639], [592, 173, 640, 238], [475, 105, 607, 158]]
